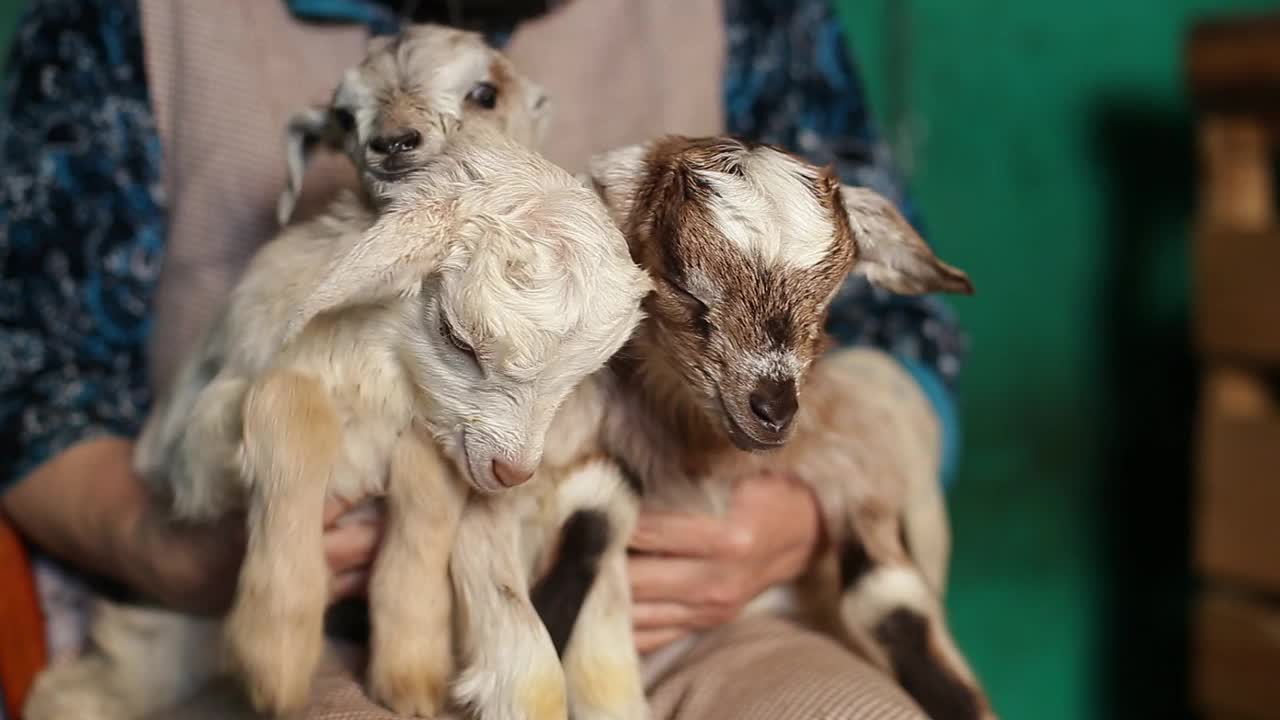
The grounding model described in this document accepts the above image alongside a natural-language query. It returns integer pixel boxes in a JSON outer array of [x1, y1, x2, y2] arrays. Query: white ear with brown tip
[[283, 199, 453, 344], [841, 186, 974, 296]]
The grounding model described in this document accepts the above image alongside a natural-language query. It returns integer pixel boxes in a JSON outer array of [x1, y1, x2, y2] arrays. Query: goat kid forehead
[[430, 212, 648, 383], [342, 32, 494, 110], [629, 137, 855, 347]]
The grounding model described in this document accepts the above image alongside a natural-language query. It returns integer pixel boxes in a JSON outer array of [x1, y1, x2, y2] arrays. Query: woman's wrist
[[1, 436, 238, 613]]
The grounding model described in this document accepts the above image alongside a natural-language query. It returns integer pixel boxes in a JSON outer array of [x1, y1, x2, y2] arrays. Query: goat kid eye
[[665, 279, 709, 313], [332, 108, 356, 132], [440, 317, 480, 366], [466, 82, 499, 110]]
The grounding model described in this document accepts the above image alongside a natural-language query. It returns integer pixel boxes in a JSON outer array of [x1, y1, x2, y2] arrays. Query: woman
[[0, 0, 968, 717]]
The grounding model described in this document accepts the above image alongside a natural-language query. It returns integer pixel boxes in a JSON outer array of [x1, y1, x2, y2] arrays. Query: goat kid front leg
[[367, 426, 466, 717], [831, 507, 996, 720], [224, 369, 336, 716], [451, 491, 567, 720], [555, 460, 648, 720]]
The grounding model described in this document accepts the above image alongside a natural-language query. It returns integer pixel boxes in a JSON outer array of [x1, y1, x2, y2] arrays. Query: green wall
[[834, 1, 1278, 718]]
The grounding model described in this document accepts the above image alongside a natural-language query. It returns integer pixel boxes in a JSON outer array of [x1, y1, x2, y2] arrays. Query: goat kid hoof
[[368, 665, 449, 718], [224, 606, 323, 717]]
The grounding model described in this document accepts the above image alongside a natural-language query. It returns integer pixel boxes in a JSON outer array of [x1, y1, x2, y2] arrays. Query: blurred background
[[834, 2, 1280, 719], [2, 1, 1277, 718]]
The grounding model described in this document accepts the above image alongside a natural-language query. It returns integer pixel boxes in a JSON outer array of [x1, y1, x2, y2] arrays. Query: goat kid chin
[[514, 135, 997, 720], [23, 24, 652, 720]]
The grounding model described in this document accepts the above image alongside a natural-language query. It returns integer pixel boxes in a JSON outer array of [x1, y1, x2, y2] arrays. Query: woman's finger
[[325, 496, 386, 528], [629, 511, 734, 556], [632, 601, 698, 631], [323, 520, 385, 574], [634, 626, 688, 655], [628, 554, 721, 604], [329, 569, 371, 601], [323, 496, 356, 527]]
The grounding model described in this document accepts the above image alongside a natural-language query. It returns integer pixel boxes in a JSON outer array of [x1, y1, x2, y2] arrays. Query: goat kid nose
[[369, 128, 422, 155], [749, 377, 798, 432], [492, 459, 534, 488]]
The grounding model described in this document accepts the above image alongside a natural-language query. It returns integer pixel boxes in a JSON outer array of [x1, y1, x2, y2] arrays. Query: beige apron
[[138, 0, 725, 391]]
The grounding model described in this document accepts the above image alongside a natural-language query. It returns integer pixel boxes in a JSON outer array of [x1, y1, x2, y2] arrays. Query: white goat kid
[[21, 25, 644, 720], [218, 123, 649, 718], [25, 126, 649, 720], [500, 136, 997, 720]]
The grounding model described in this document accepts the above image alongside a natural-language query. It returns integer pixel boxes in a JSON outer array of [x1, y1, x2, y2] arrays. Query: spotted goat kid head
[[588, 136, 973, 451], [277, 22, 552, 224]]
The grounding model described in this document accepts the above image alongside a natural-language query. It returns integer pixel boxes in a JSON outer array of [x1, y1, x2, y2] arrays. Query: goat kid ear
[[365, 33, 397, 56], [840, 185, 974, 296], [283, 203, 449, 344], [586, 141, 653, 225], [277, 106, 339, 227]]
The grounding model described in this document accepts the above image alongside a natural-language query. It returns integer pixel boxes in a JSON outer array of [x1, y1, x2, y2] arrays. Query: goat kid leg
[[833, 511, 996, 720], [24, 601, 221, 720], [562, 542, 647, 720], [900, 473, 952, 598], [224, 370, 336, 716], [367, 427, 465, 716], [544, 460, 647, 720], [451, 492, 567, 720], [168, 376, 251, 520]]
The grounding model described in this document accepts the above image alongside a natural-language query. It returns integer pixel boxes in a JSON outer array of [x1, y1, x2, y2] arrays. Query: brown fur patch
[[487, 56, 517, 131]]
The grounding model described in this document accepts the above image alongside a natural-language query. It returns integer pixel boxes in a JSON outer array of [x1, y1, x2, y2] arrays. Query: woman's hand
[[124, 489, 387, 615], [626, 471, 822, 654]]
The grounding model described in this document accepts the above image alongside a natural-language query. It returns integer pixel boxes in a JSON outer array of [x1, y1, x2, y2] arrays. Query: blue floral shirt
[[0, 0, 968, 497]]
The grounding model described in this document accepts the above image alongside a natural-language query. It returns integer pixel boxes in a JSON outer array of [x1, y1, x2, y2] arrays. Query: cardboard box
[[1194, 227, 1280, 363], [1194, 588, 1280, 719], [1194, 367, 1280, 592]]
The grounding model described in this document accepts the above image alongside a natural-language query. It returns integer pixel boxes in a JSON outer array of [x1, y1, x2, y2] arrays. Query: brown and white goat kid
[[530, 136, 992, 720], [276, 22, 552, 226]]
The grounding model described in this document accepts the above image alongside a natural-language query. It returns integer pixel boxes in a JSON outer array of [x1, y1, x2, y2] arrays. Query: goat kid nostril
[[534, 94, 548, 110], [369, 128, 422, 155], [749, 377, 798, 431], [492, 459, 533, 488]]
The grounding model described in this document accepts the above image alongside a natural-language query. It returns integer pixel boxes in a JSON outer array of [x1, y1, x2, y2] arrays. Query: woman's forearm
[[2, 437, 144, 584], [0, 436, 245, 614]]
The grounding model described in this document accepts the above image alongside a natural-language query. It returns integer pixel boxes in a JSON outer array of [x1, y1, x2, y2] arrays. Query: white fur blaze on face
[[741, 350, 803, 382], [702, 150, 837, 270]]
